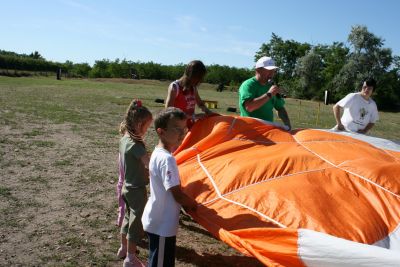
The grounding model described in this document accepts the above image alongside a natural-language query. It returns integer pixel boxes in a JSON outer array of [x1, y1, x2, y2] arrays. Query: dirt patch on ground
[[0, 112, 262, 266]]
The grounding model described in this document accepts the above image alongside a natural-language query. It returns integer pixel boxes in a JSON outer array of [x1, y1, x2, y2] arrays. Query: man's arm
[[244, 93, 271, 112], [333, 104, 345, 130], [169, 185, 197, 212], [276, 107, 291, 130], [358, 123, 375, 134], [244, 85, 279, 112]]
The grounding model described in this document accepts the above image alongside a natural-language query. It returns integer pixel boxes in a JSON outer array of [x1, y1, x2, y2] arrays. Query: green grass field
[[0, 76, 399, 266], [1, 76, 398, 139]]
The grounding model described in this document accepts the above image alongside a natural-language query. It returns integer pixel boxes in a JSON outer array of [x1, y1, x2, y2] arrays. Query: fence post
[[324, 90, 330, 105], [315, 102, 321, 127]]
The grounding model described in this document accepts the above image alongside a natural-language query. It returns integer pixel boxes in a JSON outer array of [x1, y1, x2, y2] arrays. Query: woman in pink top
[[165, 60, 212, 128]]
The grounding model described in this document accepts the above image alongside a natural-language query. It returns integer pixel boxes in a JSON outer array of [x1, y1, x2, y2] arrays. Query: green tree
[[332, 25, 393, 101], [374, 69, 400, 110], [62, 60, 74, 77], [108, 58, 123, 78], [295, 50, 324, 99], [29, 51, 44, 60], [72, 63, 91, 78], [255, 33, 311, 80], [89, 59, 111, 78], [314, 42, 349, 92]]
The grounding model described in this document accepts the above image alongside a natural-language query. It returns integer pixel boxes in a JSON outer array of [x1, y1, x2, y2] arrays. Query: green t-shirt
[[238, 77, 285, 122], [119, 135, 148, 188]]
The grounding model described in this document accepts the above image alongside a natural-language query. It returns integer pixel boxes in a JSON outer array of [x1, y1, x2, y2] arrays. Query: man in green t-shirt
[[238, 56, 291, 130]]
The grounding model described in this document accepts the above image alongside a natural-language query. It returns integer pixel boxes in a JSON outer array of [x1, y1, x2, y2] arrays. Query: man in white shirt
[[333, 78, 379, 134]]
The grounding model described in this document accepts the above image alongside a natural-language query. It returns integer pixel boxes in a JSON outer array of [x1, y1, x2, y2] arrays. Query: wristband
[[266, 92, 272, 98]]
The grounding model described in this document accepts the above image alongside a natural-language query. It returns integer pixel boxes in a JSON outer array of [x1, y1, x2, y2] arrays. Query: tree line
[[256, 25, 400, 110], [0, 51, 252, 87], [1, 25, 399, 110]]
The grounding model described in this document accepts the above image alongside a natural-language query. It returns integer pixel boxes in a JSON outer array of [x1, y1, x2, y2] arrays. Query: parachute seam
[[382, 150, 400, 162], [318, 128, 400, 158], [231, 138, 358, 145], [292, 135, 400, 199], [196, 154, 287, 228], [207, 167, 335, 202]]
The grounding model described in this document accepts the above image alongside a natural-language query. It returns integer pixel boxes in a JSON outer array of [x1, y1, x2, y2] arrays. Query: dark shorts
[[147, 232, 176, 267], [120, 186, 147, 244]]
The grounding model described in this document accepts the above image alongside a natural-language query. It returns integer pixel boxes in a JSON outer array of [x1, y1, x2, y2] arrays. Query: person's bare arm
[[194, 89, 211, 115], [333, 104, 345, 130], [358, 123, 375, 134], [165, 83, 177, 108], [244, 85, 279, 112], [276, 107, 291, 130], [169, 185, 197, 212]]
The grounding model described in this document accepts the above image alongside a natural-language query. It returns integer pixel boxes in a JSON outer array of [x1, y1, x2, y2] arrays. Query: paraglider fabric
[[173, 115, 400, 267]]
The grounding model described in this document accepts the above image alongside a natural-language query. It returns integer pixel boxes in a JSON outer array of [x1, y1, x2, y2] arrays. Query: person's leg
[[147, 232, 176, 267], [161, 235, 176, 267], [125, 188, 146, 254], [126, 238, 137, 256], [124, 188, 147, 266], [118, 196, 129, 259], [147, 232, 159, 267], [124, 236, 145, 267], [117, 233, 127, 259], [121, 233, 127, 248]]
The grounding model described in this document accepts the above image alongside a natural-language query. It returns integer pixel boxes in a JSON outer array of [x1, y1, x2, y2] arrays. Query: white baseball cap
[[255, 56, 279, 70]]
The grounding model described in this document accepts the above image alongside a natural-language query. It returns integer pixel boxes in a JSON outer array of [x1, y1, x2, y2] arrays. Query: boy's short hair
[[154, 107, 186, 129], [363, 77, 377, 91]]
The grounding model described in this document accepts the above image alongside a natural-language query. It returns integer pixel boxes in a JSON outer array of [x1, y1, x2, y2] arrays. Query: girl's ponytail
[[120, 99, 152, 144]]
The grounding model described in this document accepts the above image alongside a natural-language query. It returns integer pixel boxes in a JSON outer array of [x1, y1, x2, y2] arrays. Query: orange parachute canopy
[[174, 115, 400, 267]]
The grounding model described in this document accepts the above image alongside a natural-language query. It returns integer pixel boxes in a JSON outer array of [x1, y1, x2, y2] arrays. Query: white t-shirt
[[336, 93, 379, 132], [141, 147, 181, 237]]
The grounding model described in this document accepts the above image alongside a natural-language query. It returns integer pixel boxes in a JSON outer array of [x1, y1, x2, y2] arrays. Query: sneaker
[[117, 246, 127, 259], [123, 255, 146, 267]]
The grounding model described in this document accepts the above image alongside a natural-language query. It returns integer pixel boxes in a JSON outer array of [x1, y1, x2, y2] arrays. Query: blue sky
[[2, 0, 399, 68]]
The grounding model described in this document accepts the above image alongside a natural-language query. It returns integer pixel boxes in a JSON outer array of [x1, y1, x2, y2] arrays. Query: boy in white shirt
[[333, 78, 379, 134], [141, 107, 197, 267]]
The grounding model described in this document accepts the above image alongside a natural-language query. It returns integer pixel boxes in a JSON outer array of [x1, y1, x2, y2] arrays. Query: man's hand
[[268, 85, 280, 96], [337, 123, 345, 131], [357, 123, 374, 134]]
